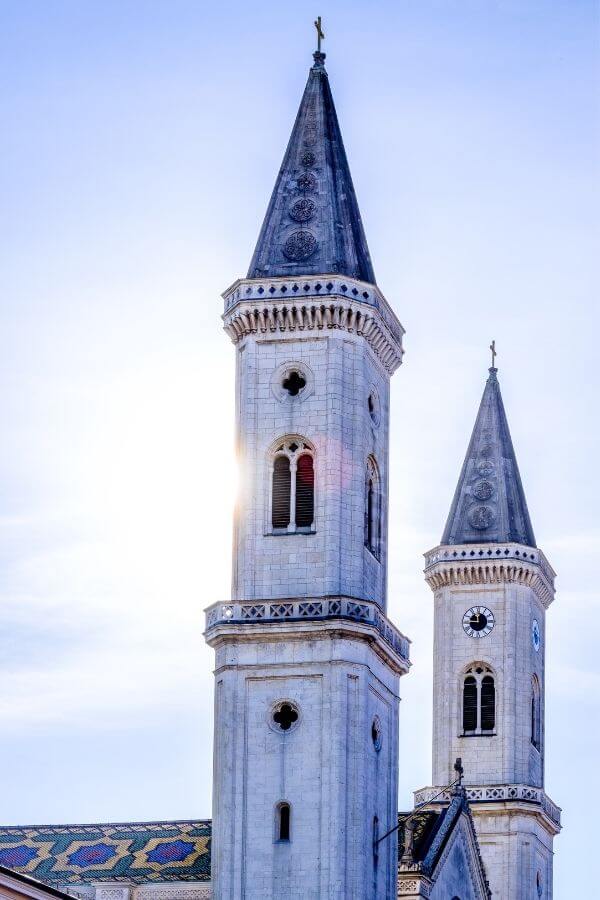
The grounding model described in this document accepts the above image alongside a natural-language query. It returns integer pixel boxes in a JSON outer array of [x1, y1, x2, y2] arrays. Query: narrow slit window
[[278, 803, 290, 841], [295, 453, 314, 528], [272, 456, 291, 529], [531, 676, 541, 750], [364, 457, 380, 558], [367, 479, 374, 548], [463, 676, 478, 732], [480, 675, 495, 731]]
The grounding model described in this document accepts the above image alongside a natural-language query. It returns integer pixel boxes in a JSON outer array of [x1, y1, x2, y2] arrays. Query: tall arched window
[[276, 802, 291, 841], [462, 664, 496, 735], [272, 456, 291, 529], [365, 456, 380, 558], [270, 438, 315, 533], [531, 675, 541, 751]]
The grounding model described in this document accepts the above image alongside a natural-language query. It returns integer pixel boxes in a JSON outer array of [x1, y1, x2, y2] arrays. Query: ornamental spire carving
[[441, 367, 536, 547], [247, 51, 376, 283]]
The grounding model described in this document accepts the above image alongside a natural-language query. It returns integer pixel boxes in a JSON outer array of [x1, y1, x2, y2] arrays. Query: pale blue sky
[[0, 1, 598, 896]]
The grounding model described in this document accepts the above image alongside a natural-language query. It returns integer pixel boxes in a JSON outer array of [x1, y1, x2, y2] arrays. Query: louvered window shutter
[[480, 676, 495, 731], [295, 454, 314, 528], [272, 456, 291, 529], [463, 676, 477, 732]]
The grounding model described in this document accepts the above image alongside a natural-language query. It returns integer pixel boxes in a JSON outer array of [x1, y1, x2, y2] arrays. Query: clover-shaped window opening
[[272, 702, 299, 732], [371, 716, 382, 752], [282, 370, 306, 396]]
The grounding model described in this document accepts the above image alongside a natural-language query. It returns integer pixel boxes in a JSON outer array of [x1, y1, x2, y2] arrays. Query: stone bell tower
[[415, 365, 561, 899], [204, 48, 410, 899]]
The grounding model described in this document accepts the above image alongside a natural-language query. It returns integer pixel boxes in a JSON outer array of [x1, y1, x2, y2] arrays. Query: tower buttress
[[417, 366, 561, 900], [205, 49, 410, 900]]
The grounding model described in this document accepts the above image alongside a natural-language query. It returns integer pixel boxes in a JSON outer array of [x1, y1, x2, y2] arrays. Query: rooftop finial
[[314, 15, 325, 52], [489, 339, 497, 372], [454, 757, 464, 786]]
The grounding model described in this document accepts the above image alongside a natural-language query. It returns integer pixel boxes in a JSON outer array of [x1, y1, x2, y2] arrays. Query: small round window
[[371, 715, 382, 751], [270, 701, 300, 733]]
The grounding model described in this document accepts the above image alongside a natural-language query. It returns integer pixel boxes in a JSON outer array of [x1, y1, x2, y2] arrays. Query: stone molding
[[221, 276, 404, 374], [135, 891, 211, 900], [414, 784, 561, 830], [423, 542, 556, 608], [397, 875, 431, 896], [204, 596, 410, 673]]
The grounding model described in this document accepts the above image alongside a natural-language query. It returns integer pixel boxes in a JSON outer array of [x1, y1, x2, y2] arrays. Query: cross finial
[[489, 340, 497, 369], [314, 16, 325, 52]]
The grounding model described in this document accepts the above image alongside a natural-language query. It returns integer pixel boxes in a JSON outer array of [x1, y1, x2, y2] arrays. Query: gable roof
[[0, 821, 210, 886], [398, 791, 491, 899], [441, 367, 536, 547], [247, 51, 376, 283]]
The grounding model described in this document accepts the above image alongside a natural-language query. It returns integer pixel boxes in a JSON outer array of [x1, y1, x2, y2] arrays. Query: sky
[[0, 0, 598, 895]]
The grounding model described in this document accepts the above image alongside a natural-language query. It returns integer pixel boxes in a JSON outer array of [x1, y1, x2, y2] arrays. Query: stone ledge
[[423, 542, 555, 608], [414, 784, 561, 831], [221, 276, 404, 374], [204, 596, 410, 674]]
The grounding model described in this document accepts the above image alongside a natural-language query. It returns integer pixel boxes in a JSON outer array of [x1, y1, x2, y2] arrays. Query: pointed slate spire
[[441, 367, 536, 547], [247, 51, 376, 283]]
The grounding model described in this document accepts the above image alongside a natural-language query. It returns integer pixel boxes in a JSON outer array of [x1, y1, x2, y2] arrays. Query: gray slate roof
[[441, 368, 536, 547], [247, 52, 376, 283]]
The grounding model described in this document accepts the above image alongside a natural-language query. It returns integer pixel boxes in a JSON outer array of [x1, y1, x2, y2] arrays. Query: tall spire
[[441, 367, 536, 547], [247, 50, 376, 283]]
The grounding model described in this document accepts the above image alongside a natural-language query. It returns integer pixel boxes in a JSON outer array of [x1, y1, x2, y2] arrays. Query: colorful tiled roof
[[0, 821, 211, 886]]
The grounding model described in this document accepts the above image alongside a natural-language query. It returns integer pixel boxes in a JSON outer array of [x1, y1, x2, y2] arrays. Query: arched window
[[270, 438, 315, 533], [295, 453, 314, 528], [276, 802, 291, 841], [462, 664, 496, 735], [272, 456, 291, 529], [531, 675, 541, 751], [462, 676, 477, 732], [365, 456, 381, 558]]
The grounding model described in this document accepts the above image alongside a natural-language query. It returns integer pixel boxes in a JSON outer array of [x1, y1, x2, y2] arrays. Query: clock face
[[462, 606, 495, 638], [532, 619, 541, 652]]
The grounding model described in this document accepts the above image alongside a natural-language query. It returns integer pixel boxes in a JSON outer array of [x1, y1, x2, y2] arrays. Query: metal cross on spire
[[489, 339, 497, 369], [314, 16, 325, 52]]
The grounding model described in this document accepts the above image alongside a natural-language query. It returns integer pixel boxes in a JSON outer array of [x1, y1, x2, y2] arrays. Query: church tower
[[416, 365, 561, 899], [204, 48, 410, 900]]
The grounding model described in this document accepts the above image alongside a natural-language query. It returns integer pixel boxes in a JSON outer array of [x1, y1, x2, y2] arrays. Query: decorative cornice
[[221, 276, 404, 375], [423, 542, 556, 608], [204, 596, 410, 673], [414, 784, 561, 833]]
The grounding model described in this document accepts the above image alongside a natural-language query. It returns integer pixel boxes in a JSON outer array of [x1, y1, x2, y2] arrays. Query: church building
[[0, 41, 560, 900]]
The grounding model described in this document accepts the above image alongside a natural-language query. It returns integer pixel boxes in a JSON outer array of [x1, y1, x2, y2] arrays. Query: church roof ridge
[[441, 365, 536, 547], [0, 819, 210, 831], [247, 50, 376, 283]]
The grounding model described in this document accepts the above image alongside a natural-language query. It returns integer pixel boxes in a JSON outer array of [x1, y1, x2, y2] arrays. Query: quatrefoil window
[[282, 371, 306, 396], [271, 701, 300, 732]]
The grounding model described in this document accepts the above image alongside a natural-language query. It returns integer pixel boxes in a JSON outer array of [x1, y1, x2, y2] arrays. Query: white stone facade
[[421, 544, 561, 899], [205, 276, 410, 899], [225, 276, 403, 610]]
